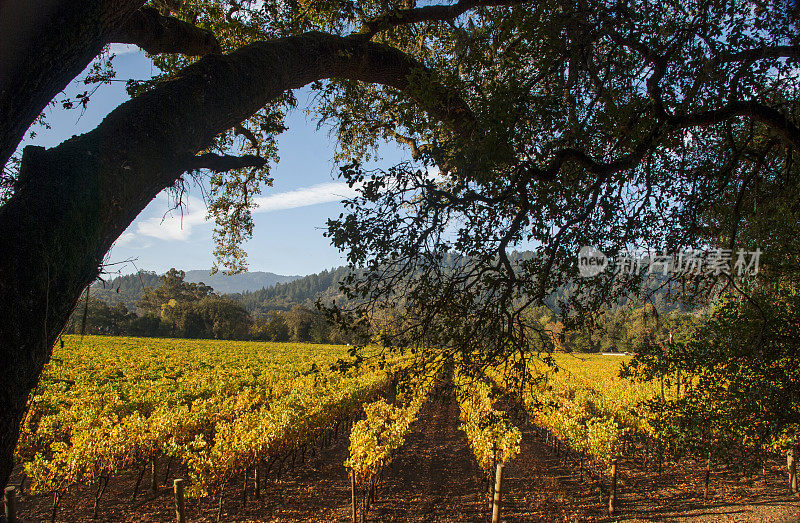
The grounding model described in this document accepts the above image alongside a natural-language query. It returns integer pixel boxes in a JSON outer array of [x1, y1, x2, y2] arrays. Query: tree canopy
[[322, 0, 800, 366]]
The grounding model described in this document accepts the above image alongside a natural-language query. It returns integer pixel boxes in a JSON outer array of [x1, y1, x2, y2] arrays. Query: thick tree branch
[[186, 153, 267, 172], [390, 131, 429, 160], [109, 7, 222, 56], [368, 122, 437, 161], [358, 0, 528, 39], [0, 0, 147, 169], [517, 128, 662, 182], [11, 32, 477, 253], [0, 2, 221, 171], [715, 45, 800, 64], [234, 124, 260, 151], [609, 30, 800, 150], [670, 101, 800, 150]]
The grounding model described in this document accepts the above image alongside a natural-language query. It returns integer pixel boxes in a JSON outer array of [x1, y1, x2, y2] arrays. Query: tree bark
[[0, 0, 147, 168], [0, 30, 473, 488], [109, 7, 221, 56], [0, 0, 227, 171]]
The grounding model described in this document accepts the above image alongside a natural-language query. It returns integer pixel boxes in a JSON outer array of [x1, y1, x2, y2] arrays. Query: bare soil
[[6, 390, 800, 522]]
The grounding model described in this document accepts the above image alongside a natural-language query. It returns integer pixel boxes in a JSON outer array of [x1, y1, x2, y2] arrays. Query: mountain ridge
[[91, 269, 306, 309], [182, 269, 302, 294]]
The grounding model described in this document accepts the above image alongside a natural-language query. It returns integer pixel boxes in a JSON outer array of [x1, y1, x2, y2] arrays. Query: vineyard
[[3, 337, 799, 522], [492, 354, 657, 472]]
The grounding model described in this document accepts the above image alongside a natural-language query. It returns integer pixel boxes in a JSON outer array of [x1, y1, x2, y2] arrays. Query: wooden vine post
[[92, 475, 109, 520], [173, 478, 186, 523], [350, 469, 357, 523], [151, 457, 158, 493], [608, 458, 618, 515], [4, 486, 16, 523], [51, 491, 62, 523], [241, 469, 248, 503], [704, 450, 712, 501], [489, 443, 497, 503], [491, 463, 504, 523], [788, 447, 797, 495], [132, 464, 147, 500]]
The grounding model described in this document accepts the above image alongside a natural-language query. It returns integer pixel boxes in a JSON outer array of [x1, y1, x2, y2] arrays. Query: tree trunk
[[0, 143, 111, 485], [0, 1, 225, 171]]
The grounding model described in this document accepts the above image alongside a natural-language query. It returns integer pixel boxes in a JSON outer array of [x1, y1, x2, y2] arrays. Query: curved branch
[[109, 7, 222, 55], [0, 0, 147, 169], [716, 45, 800, 64], [368, 122, 436, 161], [12, 32, 477, 252], [0, 1, 219, 170], [608, 30, 800, 150], [358, 0, 529, 39], [517, 128, 663, 182], [670, 101, 800, 150]]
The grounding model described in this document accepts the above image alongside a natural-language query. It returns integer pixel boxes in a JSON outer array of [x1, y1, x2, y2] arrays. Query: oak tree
[[0, 0, 513, 485], [325, 0, 800, 368]]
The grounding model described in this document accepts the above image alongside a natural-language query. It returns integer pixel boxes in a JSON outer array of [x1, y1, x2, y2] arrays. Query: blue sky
[[22, 44, 406, 277]]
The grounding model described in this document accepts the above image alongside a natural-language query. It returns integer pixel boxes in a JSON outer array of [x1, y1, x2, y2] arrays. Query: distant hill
[[90, 269, 303, 310], [91, 271, 161, 309], [231, 266, 351, 314], [183, 269, 301, 294], [88, 257, 688, 321]]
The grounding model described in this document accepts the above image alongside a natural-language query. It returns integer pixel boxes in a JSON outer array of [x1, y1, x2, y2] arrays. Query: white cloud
[[252, 181, 359, 213], [134, 195, 208, 242], [125, 182, 360, 243], [114, 231, 137, 247]]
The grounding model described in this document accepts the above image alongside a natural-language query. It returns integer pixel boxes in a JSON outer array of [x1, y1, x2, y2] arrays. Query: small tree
[[137, 269, 213, 315]]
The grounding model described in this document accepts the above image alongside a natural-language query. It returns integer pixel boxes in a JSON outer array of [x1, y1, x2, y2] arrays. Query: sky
[[22, 44, 406, 278]]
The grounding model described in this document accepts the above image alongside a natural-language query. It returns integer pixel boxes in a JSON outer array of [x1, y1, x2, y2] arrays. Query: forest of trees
[[66, 268, 357, 343], [232, 266, 351, 313], [90, 271, 162, 309], [67, 270, 250, 339], [70, 266, 701, 351]]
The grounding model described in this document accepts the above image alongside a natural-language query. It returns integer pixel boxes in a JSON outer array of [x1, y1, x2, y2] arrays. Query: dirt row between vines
[[8, 389, 800, 521]]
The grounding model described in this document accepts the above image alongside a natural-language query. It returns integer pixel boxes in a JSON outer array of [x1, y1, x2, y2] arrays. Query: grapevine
[[454, 366, 521, 476], [16, 335, 399, 514]]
